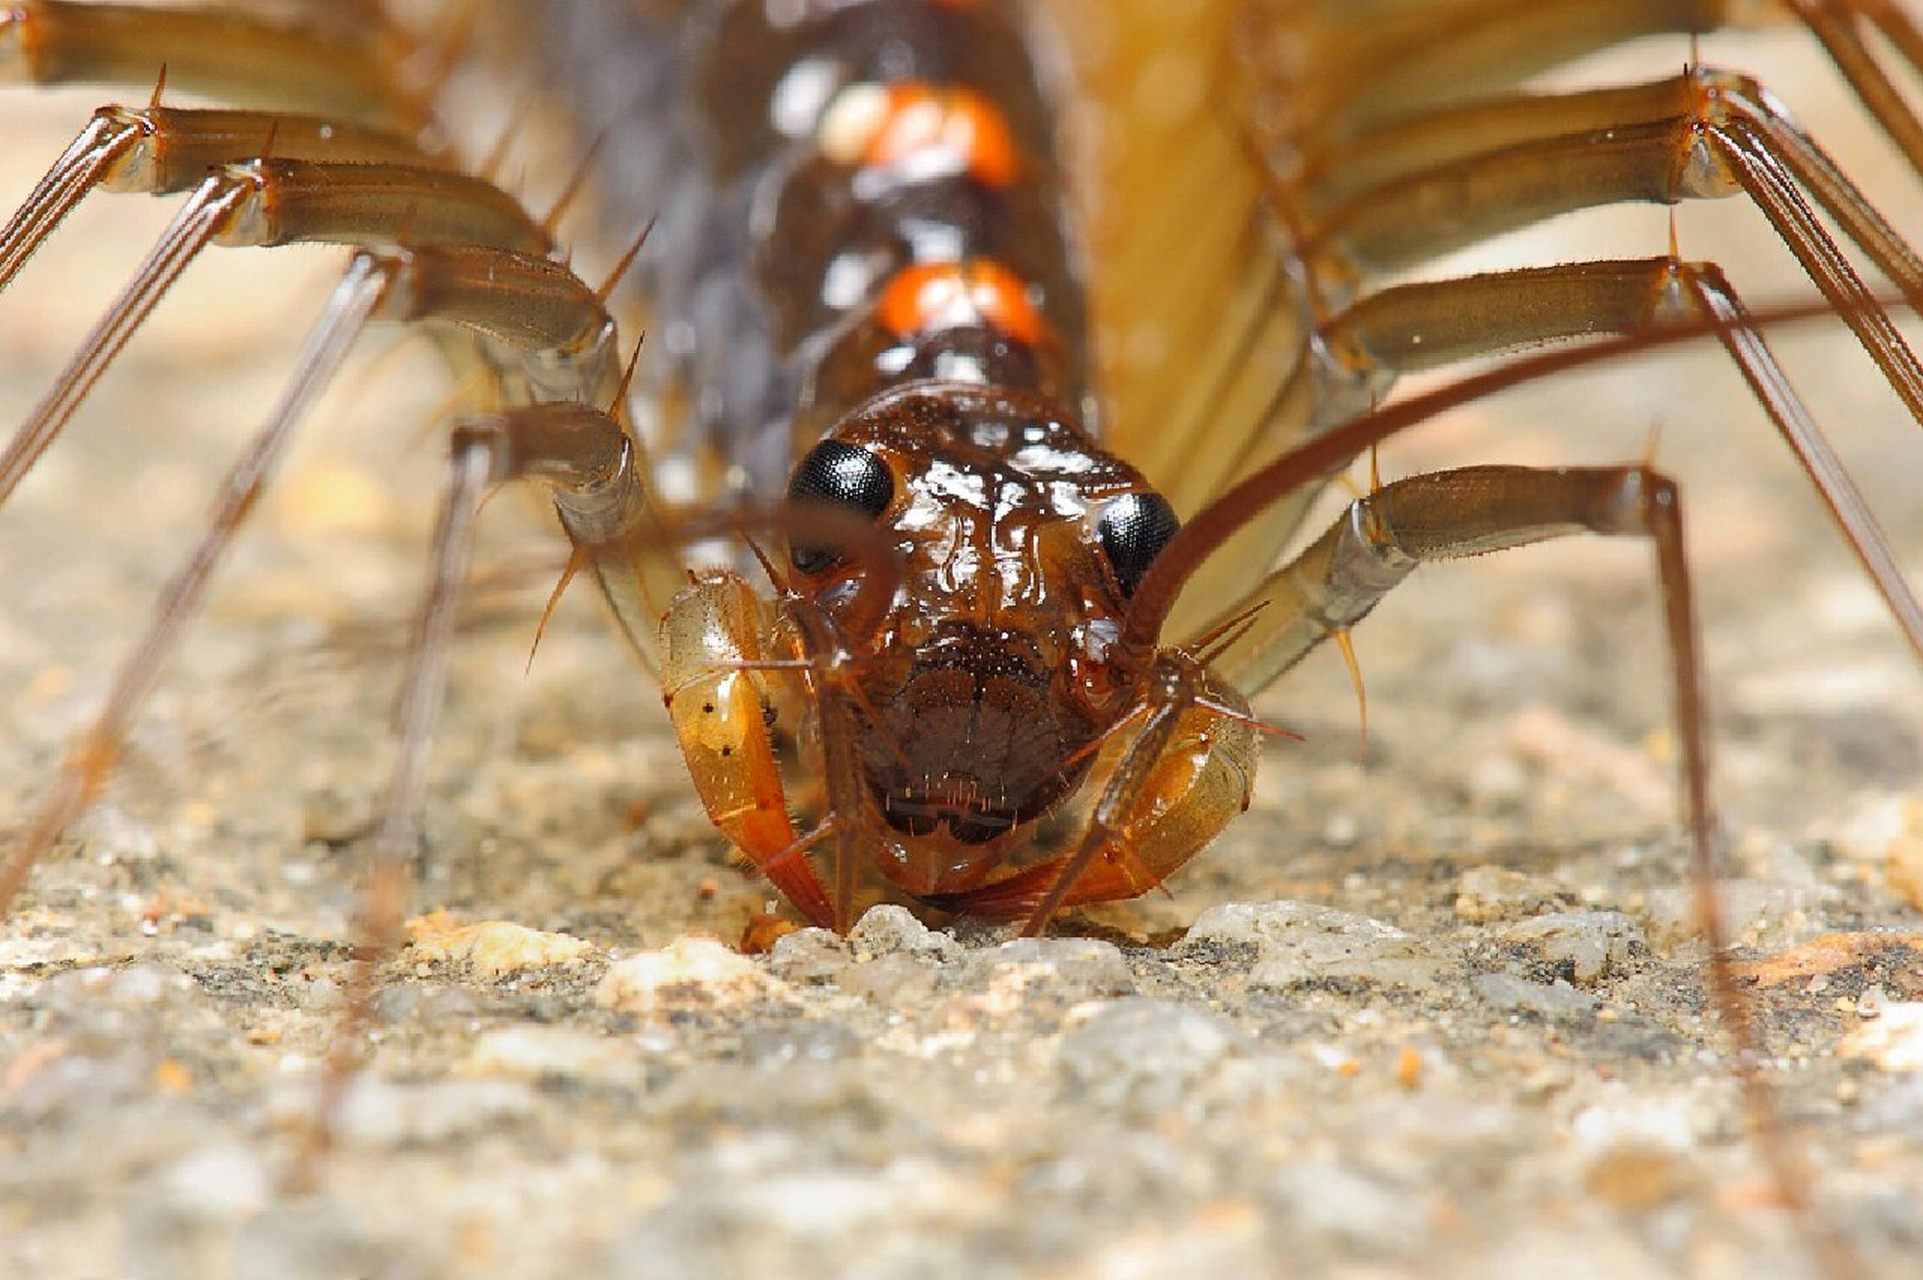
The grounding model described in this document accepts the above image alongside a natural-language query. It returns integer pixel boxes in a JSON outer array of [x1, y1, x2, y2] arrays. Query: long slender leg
[[1302, 70, 1923, 404], [1292, 75, 1690, 209], [0, 158, 552, 506], [299, 397, 696, 1168], [1790, 0, 1923, 180], [1256, 0, 1923, 181], [1167, 62, 1923, 642], [1172, 460, 1841, 1271], [0, 173, 251, 505], [1231, 257, 1923, 660], [1203, 465, 1665, 693], [302, 418, 497, 1183], [304, 399, 917, 1162], [0, 0, 422, 127], [1252, 0, 1726, 139], [1242, 66, 1923, 569], [0, 104, 435, 293], [1168, 248, 1923, 658], [0, 254, 393, 915], [1293, 68, 1923, 298], [0, 241, 636, 914]]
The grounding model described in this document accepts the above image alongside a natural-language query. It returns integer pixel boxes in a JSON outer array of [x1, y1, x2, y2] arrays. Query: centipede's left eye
[[787, 439, 895, 573], [1096, 491, 1179, 598]]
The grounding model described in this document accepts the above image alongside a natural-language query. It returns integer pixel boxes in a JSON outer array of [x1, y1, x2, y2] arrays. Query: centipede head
[[778, 380, 1181, 896]]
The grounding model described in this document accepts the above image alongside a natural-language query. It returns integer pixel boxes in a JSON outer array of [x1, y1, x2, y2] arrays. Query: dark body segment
[[535, 0, 1087, 498]]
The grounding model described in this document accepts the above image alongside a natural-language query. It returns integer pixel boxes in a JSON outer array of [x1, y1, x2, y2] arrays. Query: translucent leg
[[0, 158, 551, 506], [0, 0, 420, 127], [1205, 458, 1841, 1273], [0, 103, 433, 294], [298, 391, 702, 1166], [1238, 459, 1838, 1268], [1222, 257, 1923, 663], [302, 418, 496, 1181], [0, 236, 637, 913], [0, 254, 393, 915], [1788, 0, 1923, 181], [1169, 252, 1923, 657], [1256, 0, 1923, 181], [1250, 0, 1718, 138], [1170, 62, 1923, 640]]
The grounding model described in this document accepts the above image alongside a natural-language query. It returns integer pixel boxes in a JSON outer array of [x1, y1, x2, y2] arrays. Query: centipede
[[2, 1, 1920, 1275]]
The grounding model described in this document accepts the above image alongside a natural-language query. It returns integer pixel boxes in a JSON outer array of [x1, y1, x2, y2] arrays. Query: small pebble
[[1830, 795, 1914, 861], [1182, 901, 1457, 991], [1840, 1003, 1923, 1073], [42, 964, 193, 1012], [1583, 1145, 1693, 1213], [158, 1145, 271, 1216], [7, 1052, 148, 1119], [1269, 1155, 1421, 1252], [1573, 1090, 1706, 1156], [950, 936, 1135, 1012], [739, 1021, 860, 1069], [322, 1077, 539, 1147], [1473, 973, 1598, 1017], [369, 983, 483, 1026], [1642, 878, 1816, 948], [1734, 932, 1923, 989], [1889, 830, 1923, 915], [595, 936, 791, 1017], [1322, 812, 1360, 847], [1493, 911, 1643, 984], [1453, 865, 1566, 923], [72, 803, 160, 864], [405, 915, 596, 978], [849, 904, 961, 963], [839, 951, 937, 1004], [765, 928, 853, 984]]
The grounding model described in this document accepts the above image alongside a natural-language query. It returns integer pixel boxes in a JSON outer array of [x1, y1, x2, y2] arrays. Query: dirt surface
[[4, 28, 1923, 1280]]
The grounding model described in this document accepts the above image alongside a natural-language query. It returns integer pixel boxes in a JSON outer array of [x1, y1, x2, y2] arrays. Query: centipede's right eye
[[1096, 490, 1179, 598], [787, 439, 895, 572]]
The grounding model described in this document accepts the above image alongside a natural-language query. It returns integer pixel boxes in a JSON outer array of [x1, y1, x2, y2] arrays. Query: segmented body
[[0, 3, 1921, 1278], [0, 1, 1917, 933], [535, 0, 1089, 483], [518, 0, 1257, 926]]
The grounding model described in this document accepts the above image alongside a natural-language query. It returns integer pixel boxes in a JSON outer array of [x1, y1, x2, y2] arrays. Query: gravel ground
[[4, 28, 1923, 1280]]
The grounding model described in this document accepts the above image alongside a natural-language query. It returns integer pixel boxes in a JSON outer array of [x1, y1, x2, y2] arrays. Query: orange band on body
[[877, 260, 1046, 347], [821, 81, 1020, 188]]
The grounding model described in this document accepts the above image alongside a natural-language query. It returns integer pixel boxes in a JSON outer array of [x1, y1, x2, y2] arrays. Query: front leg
[[660, 571, 834, 928], [931, 658, 1260, 928]]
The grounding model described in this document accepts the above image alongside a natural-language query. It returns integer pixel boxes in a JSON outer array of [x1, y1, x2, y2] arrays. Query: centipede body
[[0, 4, 1921, 1277]]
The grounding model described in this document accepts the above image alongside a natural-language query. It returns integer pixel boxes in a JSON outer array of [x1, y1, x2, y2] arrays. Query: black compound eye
[[787, 439, 895, 573], [1096, 491, 1179, 597]]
